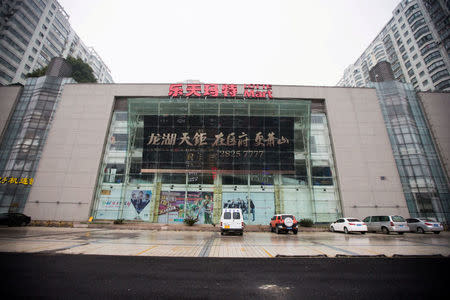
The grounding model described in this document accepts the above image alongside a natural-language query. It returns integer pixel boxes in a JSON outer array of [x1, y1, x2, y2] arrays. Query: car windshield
[[223, 212, 231, 219], [392, 216, 405, 222], [233, 212, 241, 219], [282, 215, 294, 219], [347, 218, 361, 222]]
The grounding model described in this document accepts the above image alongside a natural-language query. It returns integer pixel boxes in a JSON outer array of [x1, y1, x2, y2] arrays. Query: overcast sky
[[58, 0, 399, 85]]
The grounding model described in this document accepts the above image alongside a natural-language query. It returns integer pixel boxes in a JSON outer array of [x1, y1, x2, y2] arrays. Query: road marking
[[137, 246, 158, 256], [262, 247, 273, 257]]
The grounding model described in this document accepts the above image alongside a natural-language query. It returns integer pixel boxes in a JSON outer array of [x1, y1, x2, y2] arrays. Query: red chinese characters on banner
[[168, 83, 273, 99], [168, 84, 184, 97], [222, 84, 237, 97], [185, 84, 202, 97], [203, 84, 219, 97]]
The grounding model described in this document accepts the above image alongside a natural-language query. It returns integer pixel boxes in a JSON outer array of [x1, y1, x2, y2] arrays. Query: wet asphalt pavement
[[1, 253, 447, 299], [0, 227, 449, 257]]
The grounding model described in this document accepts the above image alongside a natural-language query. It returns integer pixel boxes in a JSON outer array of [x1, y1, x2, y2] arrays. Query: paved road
[[1, 253, 447, 299], [0, 227, 449, 257]]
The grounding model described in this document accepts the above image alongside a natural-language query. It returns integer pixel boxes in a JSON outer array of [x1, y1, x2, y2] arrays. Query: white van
[[220, 208, 244, 235]]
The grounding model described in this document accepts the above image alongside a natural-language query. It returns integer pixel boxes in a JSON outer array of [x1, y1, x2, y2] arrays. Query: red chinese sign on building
[[168, 84, 273, 99]]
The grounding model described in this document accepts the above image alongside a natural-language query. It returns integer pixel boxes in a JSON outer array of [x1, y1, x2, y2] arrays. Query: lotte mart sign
[[168, 84, 273, 99]]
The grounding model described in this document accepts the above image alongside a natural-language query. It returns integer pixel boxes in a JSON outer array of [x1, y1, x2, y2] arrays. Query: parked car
[[270, 214, 298, 234], [406, 218, 444, 234], [0, 213, 31, 226], [220, 208, 244, 235], [362, 215, 409, 234], [330, 218, 367, 234]]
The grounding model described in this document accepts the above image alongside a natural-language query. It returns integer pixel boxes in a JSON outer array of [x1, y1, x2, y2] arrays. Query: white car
[[220, 208, 244, 235], [330, 218, 368, 234]]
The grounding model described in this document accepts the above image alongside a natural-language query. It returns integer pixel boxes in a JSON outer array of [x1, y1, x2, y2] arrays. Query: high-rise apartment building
[[338, 0, 449, 92], [0, 0, 113, 85]]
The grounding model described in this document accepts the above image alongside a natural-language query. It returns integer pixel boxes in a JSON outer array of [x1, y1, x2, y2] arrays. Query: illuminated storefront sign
[[142, 115, 294, 174], [168, 84, 273, 99], [0, 177, 34, 185]]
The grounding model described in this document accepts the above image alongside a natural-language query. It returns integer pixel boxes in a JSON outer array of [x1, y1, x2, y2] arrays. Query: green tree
[[26, 56, 97, 83]]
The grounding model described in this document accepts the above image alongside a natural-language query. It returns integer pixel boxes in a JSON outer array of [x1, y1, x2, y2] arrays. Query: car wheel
[[330, 226, 335, 232], [382, 227, 389, 234], [361, 232, 366, 234], [270, 226, 274, 232], [293, 229, 298, 235], [276, 227, 280, 234], [344, 227, 349, 234], [417, 227, 425, 234], [398, 232, 404, 235], [20, 221, 27, 226], [433, 231, 440, 235]]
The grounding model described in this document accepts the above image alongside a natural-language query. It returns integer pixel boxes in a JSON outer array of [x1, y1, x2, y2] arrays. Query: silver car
[[362, 215, 409, 234], [406, 218, 444, 234]]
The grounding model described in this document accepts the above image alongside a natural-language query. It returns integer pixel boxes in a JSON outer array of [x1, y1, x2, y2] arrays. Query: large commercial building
[[338, 0, 449, 92], [0, 60, 449, 225], [0, 0, 113, 84]]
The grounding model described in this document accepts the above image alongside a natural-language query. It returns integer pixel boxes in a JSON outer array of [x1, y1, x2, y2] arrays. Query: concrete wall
[[418, 92, 450, 182], [0, 86, 21, 141], [25, 84, 408, 221], [274, 86, 408, 220]]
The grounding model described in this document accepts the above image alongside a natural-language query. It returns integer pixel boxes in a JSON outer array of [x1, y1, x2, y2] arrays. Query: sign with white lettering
[[142, 115, 294, 174]]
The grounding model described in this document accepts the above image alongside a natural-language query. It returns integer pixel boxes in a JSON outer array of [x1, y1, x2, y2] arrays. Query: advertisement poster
[[222, 192, 275, 225], [158, 191, 185, 223], [95, 187, 122, 220], [222, 192, 250, 221], [186, 192, 214, 224], [142, 115, 294, 174], [122, 190, 152, 221]]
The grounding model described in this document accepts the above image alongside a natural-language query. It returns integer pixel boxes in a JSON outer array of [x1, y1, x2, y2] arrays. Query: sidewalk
[[73, 221, 329, 232]]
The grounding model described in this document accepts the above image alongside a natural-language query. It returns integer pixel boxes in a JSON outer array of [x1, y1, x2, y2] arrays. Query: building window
[[408, 69, 415, 77], [0, 57, 17, 72], [401, 23, 406, 30], [409, 46, 415, 52], [45, 17, 50, 23], [414, 26, 430, 40], [431, 70, 449, 83], [403, 31, 409, 37], [24, 64, 30, 71], [411, 18, 426, 31], [407, 38, 411, 44], [419, 71, 425, 77], [420, 42, 437, 56], [412, 54, 418, 60], [417, 34, 433, 48], [416, 62, 422, 68], [435, 79, 450, 90], [408, 11, 423, 25], [32, 47, 37, 54], [405, 61, 411, 69], [402, 53, 409, 61], [39, 32, 44, 38], [394, 31, 400, 39], [400, 45, 405, 53], [427, 60, 445, 73], [424, 51, 441, 64], [422, 80, 428, 86], [28, 56, 34, 62]]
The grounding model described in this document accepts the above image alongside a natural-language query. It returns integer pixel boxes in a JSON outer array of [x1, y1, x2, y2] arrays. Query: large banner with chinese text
[[142, 115, 294, 174]]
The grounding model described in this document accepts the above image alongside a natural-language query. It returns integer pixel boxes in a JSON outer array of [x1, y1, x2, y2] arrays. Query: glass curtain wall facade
[[92, 97, 342, 224], [374, 81, 449, 222], [0, 76, 74, 213]]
